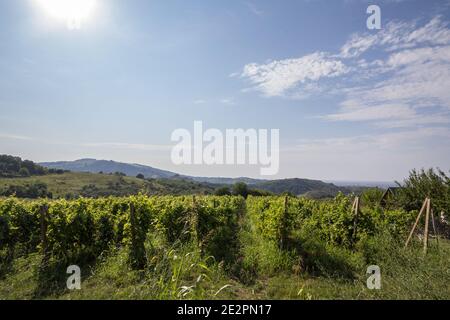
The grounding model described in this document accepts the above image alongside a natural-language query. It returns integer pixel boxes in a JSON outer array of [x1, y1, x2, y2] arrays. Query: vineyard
[[0, 194, 449, 299]]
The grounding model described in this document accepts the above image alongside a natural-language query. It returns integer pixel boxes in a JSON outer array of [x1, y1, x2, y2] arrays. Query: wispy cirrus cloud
[[296, 127, 450, 153], [219, 97, 236, 105], [329, 44, 450, 127], [324, 103, 416, 122], [0, 134, 171, 152], [339, 16, 450, 58], [81, 142, 172, 151], [0, 133, 35, 141], [241, 52, 349, 97], [239, 15, 450, 129], [193, 99, 207, 105], [284, 126, 450, 181], [245, 2, 264, 17]]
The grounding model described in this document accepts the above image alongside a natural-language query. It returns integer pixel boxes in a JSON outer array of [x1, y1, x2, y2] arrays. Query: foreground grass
[[1, 220, 449, 300]]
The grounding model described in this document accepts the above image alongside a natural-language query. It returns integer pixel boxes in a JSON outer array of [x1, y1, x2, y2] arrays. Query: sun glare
[[37, 0, 96, 29]]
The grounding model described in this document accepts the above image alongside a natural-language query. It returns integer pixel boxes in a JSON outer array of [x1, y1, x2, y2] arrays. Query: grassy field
[[0, 173, 144, 197], [0, 172, 216, 198]]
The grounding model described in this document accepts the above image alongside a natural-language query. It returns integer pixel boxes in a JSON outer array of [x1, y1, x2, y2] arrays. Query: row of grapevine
[[247, 194, 417, 248], [0, 195, 245, 268], [1, 193, 416, 268]]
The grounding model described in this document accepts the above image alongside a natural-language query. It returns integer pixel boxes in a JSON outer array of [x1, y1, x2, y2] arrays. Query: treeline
[[0, 155, 66, 178], [214, 182, 273, 198], [360, 168, 450, 215], [395, 168, 450, 215], [0, 183, 52, 199]]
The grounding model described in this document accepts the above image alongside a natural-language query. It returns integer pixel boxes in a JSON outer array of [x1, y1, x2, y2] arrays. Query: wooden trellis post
[[423, 198, 431, 254], [404, 197, 439, 254], [352, 196, 360, 241], [405, 198, 428, 248]]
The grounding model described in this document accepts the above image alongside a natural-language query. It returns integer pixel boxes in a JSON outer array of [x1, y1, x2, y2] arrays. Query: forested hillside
[[0, 155, 65, 178]]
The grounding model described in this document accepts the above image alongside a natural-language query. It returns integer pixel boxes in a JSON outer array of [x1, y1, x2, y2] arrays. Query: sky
[[0, 0, 449, 182]]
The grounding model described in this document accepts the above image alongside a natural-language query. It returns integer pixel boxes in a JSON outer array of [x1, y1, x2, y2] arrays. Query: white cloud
[[340, 32, 379, 59], [81, 142, 171, 151], [339, 16, 450, 58], [282, 127, 450, 181], [328, 45, 450, 127], [236, 13, 450, 180], [0, 135, 172, 152], [403, 16, 450, 48], [239, 16, 450, 130], [0, 133, 35, 141], [245, 2, 264, 17], [241, 52, 349, 97], [325, 104, 415, 122], [295, 127, 450, 156], [220, 98, 236, 105], [386, 45, 450, 68]]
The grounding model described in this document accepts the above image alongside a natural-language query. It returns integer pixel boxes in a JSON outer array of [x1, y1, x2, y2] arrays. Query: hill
[[252, 178, 340, 196], [0, 154, 65, 178], [40, 159, 268, 184], [33, 158, 372, 198], [248, 178, 369, 198], [40, 159, 177, 179], [191, 176, 266, 185]]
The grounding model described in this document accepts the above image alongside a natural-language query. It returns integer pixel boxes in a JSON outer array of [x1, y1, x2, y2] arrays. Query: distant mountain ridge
[[40, 158, 375, 197], [40, 158, 177, 179], [254, 178, 341, 196], [40, 159, 268, 184], [191, 176, 266, 185]]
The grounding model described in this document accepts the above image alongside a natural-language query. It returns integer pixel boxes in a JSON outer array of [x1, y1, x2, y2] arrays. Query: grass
[[0, 172, 216, 198], [0, 173, 145, 198], [0, 241, 449, 300]]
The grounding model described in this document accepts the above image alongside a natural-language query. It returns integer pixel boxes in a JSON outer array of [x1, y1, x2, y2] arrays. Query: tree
[[280, 191, 295, 197], [215, 186, 231, 196], [18, 167, 30, 177], [48, 169, 66, 174], [248, 188, 274, 197], [361, 188, 385, 209], [232, 182, 249, 198], [136, 173, 145, 179], [0, 155, 48, 177], [396, 168, 449, 214], [1, 182, 51, 199]]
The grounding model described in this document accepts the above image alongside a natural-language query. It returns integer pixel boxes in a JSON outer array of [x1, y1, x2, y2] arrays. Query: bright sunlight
[[36, 0, 96, 29]]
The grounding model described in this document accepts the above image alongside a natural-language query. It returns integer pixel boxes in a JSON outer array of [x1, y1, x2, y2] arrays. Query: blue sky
[[0, 0, 449, 181]]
